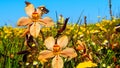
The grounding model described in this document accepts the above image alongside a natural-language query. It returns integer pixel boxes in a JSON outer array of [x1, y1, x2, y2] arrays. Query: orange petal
[[25, 2, 34, 18], [76, 40, 86, 51], [44, 37, 55, 50], [38, 20, 47, 26], [57, 35, 68, 48], [52, 55, 63, 68], [17, 17, 32, 26], [38, 17, 54, 27], [30, 23, 41, 38], [76, 44, 85, 51], [60, 48, 77, 59], [38, 50, 54, 61], [43, 17, 54, 27]]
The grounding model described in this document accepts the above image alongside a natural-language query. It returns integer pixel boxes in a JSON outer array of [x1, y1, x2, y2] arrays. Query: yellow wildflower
[[90, 30, 100, 34], [80, 27, 86, 32], [76, 61, 97, 68]]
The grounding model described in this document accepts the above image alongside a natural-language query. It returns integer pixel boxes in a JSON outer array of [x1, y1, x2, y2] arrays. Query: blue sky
[[0, 0, 120, 27]]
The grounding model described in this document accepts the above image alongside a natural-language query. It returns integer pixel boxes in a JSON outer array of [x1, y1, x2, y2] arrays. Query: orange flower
[[76, 40, 92, 61], [38, 36, 77, 68], [17, 1, 54, 38], [76, 40, 86, 51]]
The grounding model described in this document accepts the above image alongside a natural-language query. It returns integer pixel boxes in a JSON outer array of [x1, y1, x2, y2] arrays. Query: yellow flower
[[38, 36, 77, 68], [33, 61, 38, 65], [99, 26, 107, 32], [96, 23, 101, 27], [3, 26, 12, 34], [65, 30, 71, 35], [102, 64, 106, 67], [32, 44, 36, 47], [78, 32, 83, 35], [112, 19, 116, 23], [102, 39, 109, 45], [73, 34, 77, 39], [80, 27, 86, 32], [58, 14, 64, 24], [26, 62, 30, 66], [90, 30, 100, 34], [76, 61, 97, 68]]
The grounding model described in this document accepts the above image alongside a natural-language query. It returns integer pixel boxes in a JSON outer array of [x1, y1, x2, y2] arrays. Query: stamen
[[53, 44, 60, 55], [32, 12, 39, 22]]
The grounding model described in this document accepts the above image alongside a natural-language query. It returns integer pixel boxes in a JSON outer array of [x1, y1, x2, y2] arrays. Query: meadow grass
[[0, 18, 120, 68]]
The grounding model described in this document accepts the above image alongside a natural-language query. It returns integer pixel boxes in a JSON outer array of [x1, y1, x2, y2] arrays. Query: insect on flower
[[38, 35, 77, 68], [17, 1, 54, 38]]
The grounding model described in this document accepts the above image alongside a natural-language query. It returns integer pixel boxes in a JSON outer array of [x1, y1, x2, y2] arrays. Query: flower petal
[[43, 17, 54, 27], [76, 40, 86, 51], [38, 50, 54, 61], [52, 55, 63, 68], [30, 23, 41, 38], [25, 1, 34, 18], [44, 37, 55, 50], [60, 48, 77, 59], [76, 61, 97, 68], [17, 17, 32, 26], [38, 17, 54, 27], [57, 35, 68, 48], [38, 19, 47, 26]]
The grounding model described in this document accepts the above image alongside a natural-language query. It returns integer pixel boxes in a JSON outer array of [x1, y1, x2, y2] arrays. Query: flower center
[[53, 44, 60, 55], [32, 12, 39, 22]]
